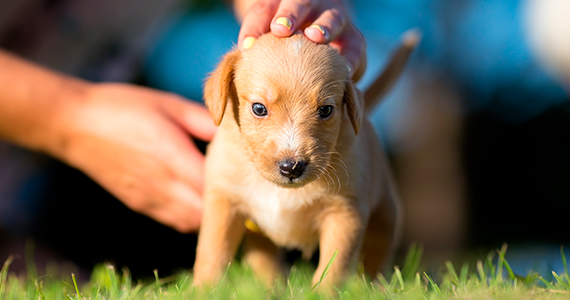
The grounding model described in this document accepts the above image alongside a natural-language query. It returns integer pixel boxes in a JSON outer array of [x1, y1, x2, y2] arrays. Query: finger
[[149, 202, 202, 233], [238, 0, 279, 49], [170, 141, 207, 195], [181, 101, 217, 141], [124, 195, 186, 232], [304, 8, 346, 44], [330, 24, 367, 81], [146, 180, 203, 233], [342, 44, 366, 82], [162, 97, 217, 141], [271, 0, 318, 37], [167, 181, 203, 232]]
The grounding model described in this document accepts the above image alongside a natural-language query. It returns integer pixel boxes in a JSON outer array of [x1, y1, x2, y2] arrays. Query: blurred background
[[0, 0, 569, 280]]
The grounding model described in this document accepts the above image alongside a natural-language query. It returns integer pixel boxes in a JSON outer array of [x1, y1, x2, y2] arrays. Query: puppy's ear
[[344, 81, 364, 135], [204, 50, 240, 126]]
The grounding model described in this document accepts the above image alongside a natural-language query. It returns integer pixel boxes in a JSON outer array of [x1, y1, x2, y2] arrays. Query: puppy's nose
[[279, 159, 306, 179]]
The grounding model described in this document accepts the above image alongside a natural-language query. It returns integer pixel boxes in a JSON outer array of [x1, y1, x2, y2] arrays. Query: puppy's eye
[[252, 103, 268, 117], [318, 105, 334, 119]]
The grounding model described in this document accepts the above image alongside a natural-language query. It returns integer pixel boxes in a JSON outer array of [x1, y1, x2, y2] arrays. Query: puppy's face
[[205, 34, 363, 188]]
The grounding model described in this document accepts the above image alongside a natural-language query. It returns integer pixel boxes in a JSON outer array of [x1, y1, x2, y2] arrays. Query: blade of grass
[[376, 273, 391, 292], [388, 269, 401, 292], [64, 288, 73, 300], [175, 275, 190, 292], [0, 255, 14, 297], [485, 252, 496, 280], [562, 246, 568, 280], [401, 243, 423, 282], [503, 258, 516, 282], [523, 271, 540, 286], [357, 264, 374, 296], [93, 285, 101, 300], [414, 272, 421, 288], [539, 277, 556, 289], [121, 267, 132, 292], [477, 259, 487, 285], [153, 269, 163, 296], [287, 276, 294, 298], [129, 283, 144, 299], [106, 264, 119, 298], [495, 244, 508, 283], [71, 273, 82, 300], [333, 285, 342, 295], [460, 262, 469, 284], [25, 239, 38, 283], [552, 271, 570, 290], [35, 279, 46, 300], [445, 261, 459, 286], [312, 249, 338, 291], [219, 262, 232, 287], [393, 266, 405, 291], [424, 272, 441, 294]]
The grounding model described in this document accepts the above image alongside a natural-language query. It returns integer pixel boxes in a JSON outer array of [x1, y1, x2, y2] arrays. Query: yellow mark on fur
[[245, 218, 262, 233], [276, 17, 292, 30], [243, 36, 256, 49]]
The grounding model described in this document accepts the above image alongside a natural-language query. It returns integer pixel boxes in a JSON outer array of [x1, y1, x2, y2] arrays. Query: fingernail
[[276, 17, 292, 30], [243, 36, 256, 49], [309, 24, 327, 38]]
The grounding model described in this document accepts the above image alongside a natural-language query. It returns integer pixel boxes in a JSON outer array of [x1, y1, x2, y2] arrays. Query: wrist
[[43, 76, 93, 164]]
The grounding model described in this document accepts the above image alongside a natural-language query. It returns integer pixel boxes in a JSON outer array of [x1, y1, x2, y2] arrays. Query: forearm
[[0, 49, 88, 156]]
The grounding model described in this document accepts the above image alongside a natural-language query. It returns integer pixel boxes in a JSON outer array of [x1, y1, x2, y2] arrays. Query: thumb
[[162, 96, 217, 141]]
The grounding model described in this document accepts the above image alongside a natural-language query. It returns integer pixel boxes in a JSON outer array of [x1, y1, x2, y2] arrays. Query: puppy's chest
[[241, 183, 324, 252]]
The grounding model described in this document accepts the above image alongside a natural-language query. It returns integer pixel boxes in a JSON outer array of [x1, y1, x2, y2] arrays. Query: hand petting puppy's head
[[204, 34, 363, 188]]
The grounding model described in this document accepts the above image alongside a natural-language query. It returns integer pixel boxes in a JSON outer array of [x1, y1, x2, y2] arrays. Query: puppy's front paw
[[192, 271, 221, 290], [192, 260, 225, 288]]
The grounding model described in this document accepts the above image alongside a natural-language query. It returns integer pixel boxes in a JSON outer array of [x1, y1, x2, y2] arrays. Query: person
[[0, 0, 366, 234]]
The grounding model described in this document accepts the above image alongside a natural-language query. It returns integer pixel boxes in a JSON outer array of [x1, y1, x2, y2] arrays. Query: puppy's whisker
[[324, 171, 335, 194], [330, 163, 349, 187], [317, 165, 334, 193], [333, 170, 342, 194], [323, 168, 337, 194], [324, 167, 338, 194], [329, 159, 350, 186], [324, 162, 342, 194], [316, 162, 336, 194], [327, 152, 350, 186]]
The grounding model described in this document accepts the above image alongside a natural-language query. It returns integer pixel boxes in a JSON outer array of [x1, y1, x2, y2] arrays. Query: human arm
[[234, 0, 366, 81], [0, 49, 216, 233]]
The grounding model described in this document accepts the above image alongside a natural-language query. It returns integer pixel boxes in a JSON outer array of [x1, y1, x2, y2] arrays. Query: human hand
[[236, 0, 366, 81], [52, 83, 216, 233]]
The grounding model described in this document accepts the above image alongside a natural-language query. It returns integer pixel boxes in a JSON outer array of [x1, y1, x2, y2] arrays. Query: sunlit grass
[[0, 244, 569, 299]]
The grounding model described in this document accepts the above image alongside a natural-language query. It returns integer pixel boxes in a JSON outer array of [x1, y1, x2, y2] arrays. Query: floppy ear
[[344, 81, 364, 135], [203, 49, 240, 126]]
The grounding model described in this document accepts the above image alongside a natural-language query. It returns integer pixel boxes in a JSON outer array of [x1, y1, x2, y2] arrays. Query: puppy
[[194, 31, 419, 291]]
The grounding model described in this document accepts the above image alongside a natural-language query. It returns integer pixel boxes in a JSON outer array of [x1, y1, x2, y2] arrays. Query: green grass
[[1, 244, 569, 299]]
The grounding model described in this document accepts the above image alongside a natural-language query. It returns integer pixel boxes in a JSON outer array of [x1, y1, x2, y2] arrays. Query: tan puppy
[[194, 31, 419, 291]]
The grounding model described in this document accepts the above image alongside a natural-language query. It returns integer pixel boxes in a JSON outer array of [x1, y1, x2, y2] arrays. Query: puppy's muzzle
[[279, 159, 307, 179]]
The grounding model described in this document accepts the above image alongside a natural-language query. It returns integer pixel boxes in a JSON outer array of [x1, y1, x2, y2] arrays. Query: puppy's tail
[[363, 29, 421, 112]]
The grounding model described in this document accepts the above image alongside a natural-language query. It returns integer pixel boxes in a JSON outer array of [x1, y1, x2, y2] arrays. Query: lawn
[[1, 244, 569, 299]]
